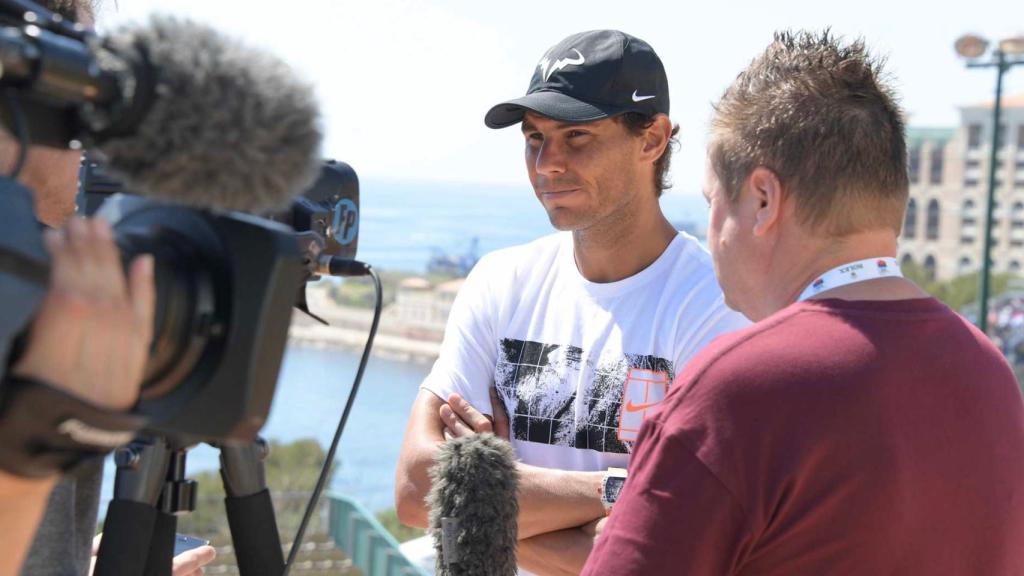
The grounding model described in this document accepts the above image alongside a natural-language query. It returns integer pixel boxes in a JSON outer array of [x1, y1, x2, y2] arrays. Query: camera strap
[[0, 374, 147, 478]]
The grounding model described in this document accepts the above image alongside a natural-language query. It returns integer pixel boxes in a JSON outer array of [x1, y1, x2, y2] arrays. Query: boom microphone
[[0, 7, 322, 212], [427, 433, 519, 576]]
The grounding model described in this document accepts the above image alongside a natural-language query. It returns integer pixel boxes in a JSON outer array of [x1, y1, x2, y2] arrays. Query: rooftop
[[963, 92, 1024, 109], [907, 127, 956, 146]]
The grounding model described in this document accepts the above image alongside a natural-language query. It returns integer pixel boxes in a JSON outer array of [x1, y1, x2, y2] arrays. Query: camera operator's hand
[[12, 217, 155, 410]]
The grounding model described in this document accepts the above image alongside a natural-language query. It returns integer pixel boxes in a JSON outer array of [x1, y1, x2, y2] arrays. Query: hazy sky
[[101, 0, 1024, 195]]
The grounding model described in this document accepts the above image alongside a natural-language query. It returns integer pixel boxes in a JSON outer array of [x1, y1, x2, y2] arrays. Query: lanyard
[[796, 257, 903, 303]]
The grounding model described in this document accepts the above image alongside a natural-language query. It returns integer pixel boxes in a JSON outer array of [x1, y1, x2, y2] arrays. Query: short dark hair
[[617, 112, 680, 198], [42, 0, 95, 22], [710, 30, 908, 235]]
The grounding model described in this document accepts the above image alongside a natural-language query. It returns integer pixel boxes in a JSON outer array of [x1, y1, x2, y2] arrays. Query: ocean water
[[356, 179, 710, 273], [99, 180, 711, 516]]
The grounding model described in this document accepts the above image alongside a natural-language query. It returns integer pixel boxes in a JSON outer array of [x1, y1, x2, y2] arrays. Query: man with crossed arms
[[395, 29, 747, 575]]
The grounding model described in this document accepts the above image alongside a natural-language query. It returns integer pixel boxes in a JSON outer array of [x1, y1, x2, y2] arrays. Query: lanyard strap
[[797, 257, 903, 303]]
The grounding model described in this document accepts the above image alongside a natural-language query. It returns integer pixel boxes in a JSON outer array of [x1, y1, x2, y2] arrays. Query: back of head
[[710, 30, 908, 236]]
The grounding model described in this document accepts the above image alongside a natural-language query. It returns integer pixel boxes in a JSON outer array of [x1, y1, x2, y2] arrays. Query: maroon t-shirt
[[582, 298, 1024, 575]]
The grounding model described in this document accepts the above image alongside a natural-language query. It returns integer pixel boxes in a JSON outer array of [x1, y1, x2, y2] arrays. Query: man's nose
[[533, 139, 567, 176]]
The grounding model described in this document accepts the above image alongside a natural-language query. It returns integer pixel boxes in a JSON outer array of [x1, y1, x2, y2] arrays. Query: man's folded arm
[[395, 389, 606, 538]]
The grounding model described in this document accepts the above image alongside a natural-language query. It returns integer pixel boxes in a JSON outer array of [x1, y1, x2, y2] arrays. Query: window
[[923, 255, 937, 282], [958, 256, 974, 273], [965, 179, 980, 187], [968, 124, 983, 149], [961, 199, 977, 229], [908, 147, 921, 184], [1018, 125, 1024, 148], [961, 236, 976, 245], [929, 145, 944, 184], [966, 159, 981, 169], [926, 199, 941, 240], [904, 198, 918, 239], [901, 253, 914, 270], [1010, 261, 1021, 274]]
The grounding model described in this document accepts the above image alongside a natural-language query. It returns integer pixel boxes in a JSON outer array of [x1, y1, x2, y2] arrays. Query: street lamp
[[955, 33, 1024, 334]]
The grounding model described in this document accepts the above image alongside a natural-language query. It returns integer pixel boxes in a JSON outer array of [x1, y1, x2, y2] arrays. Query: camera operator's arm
[[0, 217, 154, 576], [0, 472, 56, 576]]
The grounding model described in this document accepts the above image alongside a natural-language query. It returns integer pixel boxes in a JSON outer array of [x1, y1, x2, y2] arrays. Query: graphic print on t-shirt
[[494, 338, 673, 454]]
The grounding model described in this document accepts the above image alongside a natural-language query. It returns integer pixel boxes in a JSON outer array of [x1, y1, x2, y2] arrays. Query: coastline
[[288, 283, 445, 364], [289, 323, 440, 364]]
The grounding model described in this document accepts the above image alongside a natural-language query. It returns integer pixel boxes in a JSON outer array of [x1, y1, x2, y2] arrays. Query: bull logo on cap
[[538, 48, 585, 82]]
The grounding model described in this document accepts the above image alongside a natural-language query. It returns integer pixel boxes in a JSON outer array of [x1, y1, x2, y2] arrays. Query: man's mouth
[[540, 188, 580, 200]]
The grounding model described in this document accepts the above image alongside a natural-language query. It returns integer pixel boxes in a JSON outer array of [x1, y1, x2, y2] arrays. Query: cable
[[3, 89, 30, 180], [282, 263, 382, 575]]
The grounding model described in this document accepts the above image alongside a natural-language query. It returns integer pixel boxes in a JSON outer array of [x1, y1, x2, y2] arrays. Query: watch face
[[605, 476, 626, 503]]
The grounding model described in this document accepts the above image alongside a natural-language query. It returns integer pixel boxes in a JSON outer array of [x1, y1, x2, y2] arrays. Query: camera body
[[97, 195, 303, 443], [79, 159, 360, 445]]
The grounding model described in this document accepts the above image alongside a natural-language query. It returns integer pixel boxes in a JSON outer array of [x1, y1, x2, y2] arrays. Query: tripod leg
[[144, 511, 177, 576], [219, 438, 285, 576], [94, 436, 171, 576]]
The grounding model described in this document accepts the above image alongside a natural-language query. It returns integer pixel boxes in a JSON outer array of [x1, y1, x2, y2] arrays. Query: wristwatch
[[600, 467, 628, 514]]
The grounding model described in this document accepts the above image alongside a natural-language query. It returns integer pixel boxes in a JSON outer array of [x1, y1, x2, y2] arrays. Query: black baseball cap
[[484, 29, 670, 129]]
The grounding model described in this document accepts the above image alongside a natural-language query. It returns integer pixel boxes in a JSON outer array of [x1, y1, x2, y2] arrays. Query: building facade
[[900, 94, 1024, 281]]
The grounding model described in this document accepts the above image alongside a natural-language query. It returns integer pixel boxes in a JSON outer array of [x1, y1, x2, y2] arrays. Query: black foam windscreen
[[427, 433, 519, 576]]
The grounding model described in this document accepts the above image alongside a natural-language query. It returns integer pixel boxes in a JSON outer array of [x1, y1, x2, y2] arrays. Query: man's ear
[[748, 166, 784, 237], [639, 115, 673, 163]]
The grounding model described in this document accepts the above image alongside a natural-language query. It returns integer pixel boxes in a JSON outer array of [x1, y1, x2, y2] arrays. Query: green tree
[[176, 438, 336, 543], [375, 508, 426, 543], [902, 261, 1016, 312]]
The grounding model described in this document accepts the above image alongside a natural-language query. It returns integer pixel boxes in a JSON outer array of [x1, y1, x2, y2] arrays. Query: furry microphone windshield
[[428, 433, 519, 576], [94, 15, 322, 214]]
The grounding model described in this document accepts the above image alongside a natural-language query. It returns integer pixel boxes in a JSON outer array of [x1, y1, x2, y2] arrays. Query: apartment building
[[900, 94, 1024, 281]]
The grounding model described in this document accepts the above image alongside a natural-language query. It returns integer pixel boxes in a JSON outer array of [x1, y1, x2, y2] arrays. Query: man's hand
[[90, 533, 216, 576], [439, 388, 510, 439], [12, 217, 155, 411], [171, 544, 217, 576]]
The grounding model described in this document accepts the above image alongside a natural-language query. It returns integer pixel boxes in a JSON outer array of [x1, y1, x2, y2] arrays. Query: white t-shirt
[[421, 231, 749, 472]]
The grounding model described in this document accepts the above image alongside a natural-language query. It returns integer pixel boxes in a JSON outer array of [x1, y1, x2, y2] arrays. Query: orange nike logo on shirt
[[624, 399, 662, 412]]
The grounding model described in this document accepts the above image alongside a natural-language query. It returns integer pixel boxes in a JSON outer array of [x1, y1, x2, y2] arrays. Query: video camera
[[0, 3, 383, 573], [81, 158, 360, 443], [0, 0, 360, 457]]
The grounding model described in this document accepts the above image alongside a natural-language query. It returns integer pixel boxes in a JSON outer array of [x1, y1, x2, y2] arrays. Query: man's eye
[[567, 130, 588, 138], [526, 132, 543, 142]]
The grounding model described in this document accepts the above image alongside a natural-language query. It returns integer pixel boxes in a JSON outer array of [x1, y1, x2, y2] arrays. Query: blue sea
[[100, 180, 710, 515], [355, 179, 710, 273]]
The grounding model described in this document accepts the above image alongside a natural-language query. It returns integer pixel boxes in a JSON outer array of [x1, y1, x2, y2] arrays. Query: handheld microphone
[[0, 6, 322, 213], [427, 433, 519, 576]]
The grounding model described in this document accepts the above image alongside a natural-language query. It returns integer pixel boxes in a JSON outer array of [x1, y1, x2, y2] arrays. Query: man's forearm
[[516, 463, 605, 539], [0, 472, 56, 576], [397, 441, 604, 536], [397, 390, 606, 537], [518, 526, 595, 576]]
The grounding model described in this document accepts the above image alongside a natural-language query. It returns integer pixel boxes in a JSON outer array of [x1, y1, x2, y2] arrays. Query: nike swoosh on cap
[[631, 90, 656, 102]]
